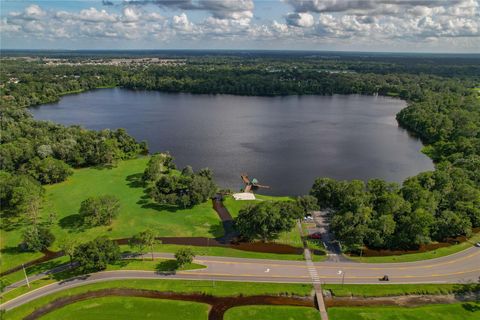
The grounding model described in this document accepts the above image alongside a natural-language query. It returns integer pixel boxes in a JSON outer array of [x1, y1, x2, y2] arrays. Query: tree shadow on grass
[[58, 214, 86, 232], [209, 222, 226, 239], [28, 259, 66, 275], [1, 246, 24, 256], [56, 272, 91, 283], [136, 194, 151, 207], [110, 259, 130, 268], [133, 181, 181, 213], [92, 163, 117, 170], [126, 173, 144, 188], [155, 260, 178, 273], [139, 202, 181, 213]]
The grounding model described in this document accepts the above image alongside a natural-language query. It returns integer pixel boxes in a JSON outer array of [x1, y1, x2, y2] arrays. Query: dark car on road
[[308, 232, 322, 239]]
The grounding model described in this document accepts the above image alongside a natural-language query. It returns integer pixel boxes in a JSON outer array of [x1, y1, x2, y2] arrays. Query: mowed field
[[43, 301, 322, 320], [38, 297, 210, 320], [328, 303, 480, 320], [224, 305, 321, 320], [1, 157, 221, 271]]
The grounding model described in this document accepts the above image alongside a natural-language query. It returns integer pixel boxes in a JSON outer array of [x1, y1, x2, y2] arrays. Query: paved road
[[2, 247, 479, 311]]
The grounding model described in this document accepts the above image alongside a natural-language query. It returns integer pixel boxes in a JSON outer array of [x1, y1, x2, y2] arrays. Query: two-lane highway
[[2, 247, 479, 311], [188, 246, 480, 284]]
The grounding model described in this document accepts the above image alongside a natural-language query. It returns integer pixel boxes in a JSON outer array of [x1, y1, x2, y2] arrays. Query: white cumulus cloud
[[285, 12, 315, 28]]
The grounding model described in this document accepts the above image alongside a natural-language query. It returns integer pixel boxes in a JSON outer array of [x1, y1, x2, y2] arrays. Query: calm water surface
[[31, 89, 434, 195]]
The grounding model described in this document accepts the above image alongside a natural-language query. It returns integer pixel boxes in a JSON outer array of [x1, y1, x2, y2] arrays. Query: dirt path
[[212, 197, 237, 243]]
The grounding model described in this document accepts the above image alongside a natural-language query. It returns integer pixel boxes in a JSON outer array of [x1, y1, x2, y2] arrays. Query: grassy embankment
[[347, 231, 480, 263], [44, 301, 322, 320], [325, 284, 480, 320], [323, 283, 479, 297], [4, 279, 313, 320], [6, 279, 480, 319], [39, 297, 209, 320], [224, 306, 321, 320], [328, 303, 480, 320]]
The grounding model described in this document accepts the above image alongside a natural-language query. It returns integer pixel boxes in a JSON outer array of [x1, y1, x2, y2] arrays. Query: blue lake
[[31, 89, 434, 195]]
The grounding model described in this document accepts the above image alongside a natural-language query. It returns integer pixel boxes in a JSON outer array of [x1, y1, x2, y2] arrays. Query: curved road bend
[[2, 247, 479, 311]]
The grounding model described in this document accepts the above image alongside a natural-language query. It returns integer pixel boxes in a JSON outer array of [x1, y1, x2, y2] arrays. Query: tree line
[[1, 54, 479, 253]]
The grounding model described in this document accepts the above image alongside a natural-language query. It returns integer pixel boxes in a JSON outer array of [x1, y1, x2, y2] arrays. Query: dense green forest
[[1, 53, 479, 251]]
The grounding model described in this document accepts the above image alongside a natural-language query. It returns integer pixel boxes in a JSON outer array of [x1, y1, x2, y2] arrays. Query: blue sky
[[1, 0, 479, 52]]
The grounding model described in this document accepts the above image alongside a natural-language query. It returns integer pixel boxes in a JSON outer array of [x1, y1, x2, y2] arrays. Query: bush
[[0, 171, 44, 215], [235, 201, 303, 241], [79, 195, 120, 226], [174, 248, 195, 267], [150, 167, 217, 208], [27, 157, 73, 184], [142, 152, 176, 182], [73, 237, 120, 272], [21, 225, 55, 252]]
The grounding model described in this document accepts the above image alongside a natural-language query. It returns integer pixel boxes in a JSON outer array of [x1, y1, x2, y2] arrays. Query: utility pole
[[22, 264, 30, 288]]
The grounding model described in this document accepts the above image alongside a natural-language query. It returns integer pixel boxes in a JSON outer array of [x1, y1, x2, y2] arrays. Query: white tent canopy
[[232, 192, 256, 200]]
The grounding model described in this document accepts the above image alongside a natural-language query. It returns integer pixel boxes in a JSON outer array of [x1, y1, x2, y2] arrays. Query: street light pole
[[337, 270, 345, 287], [22, 264, 30, 288]]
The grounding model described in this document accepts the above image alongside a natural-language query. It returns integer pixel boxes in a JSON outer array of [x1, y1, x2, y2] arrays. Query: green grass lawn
[[121, 244, 305, 261], [106, 258, 205, 272], [323, 284, 479, 297], [5, 279, 313, 319], [223, 194, 293, 219], [1, 256, 69, 288], [0, 234, 44, 275], [328, 303, 480, 320], [1, 157, 222, 271], [224, 305, 321, 320], [346, 231, 480, 263], [38, 296, 209, 320]]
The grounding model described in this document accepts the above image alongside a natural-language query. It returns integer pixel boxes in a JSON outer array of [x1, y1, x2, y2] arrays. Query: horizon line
[[1, 48, 480, 56]]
